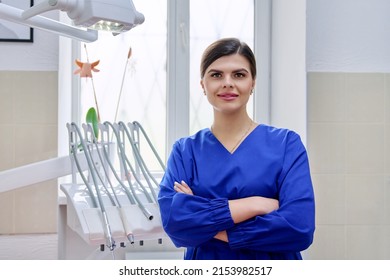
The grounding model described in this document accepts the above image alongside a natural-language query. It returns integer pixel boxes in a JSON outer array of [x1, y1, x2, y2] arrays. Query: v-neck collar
[[208, 124, 260, 155]]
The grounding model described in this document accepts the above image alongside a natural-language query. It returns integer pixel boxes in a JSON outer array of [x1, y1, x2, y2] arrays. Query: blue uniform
[[158, 124, 315, 260]]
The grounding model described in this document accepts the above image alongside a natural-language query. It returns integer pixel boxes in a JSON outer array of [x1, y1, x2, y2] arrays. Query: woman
[[158, 38, 315, 260]]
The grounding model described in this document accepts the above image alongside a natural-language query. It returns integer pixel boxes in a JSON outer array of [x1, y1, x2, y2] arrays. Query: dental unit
[[0, 0, 183, 260], [62, 121, 170, 257]]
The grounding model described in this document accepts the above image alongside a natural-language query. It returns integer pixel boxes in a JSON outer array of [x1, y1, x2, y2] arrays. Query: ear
[[200, 80, 205, 94]]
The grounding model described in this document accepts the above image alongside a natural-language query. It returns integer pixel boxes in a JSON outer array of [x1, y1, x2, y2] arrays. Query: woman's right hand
[[215, 196, 279, 243]]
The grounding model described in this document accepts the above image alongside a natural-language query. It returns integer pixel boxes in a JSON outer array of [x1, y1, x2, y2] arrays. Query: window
[[189, 0, 254, 134], [75, 0, 256, 165], [78, 0, 167, 170]]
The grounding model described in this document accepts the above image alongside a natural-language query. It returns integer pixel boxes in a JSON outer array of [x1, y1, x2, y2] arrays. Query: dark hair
[[200, 38, 256, 79]]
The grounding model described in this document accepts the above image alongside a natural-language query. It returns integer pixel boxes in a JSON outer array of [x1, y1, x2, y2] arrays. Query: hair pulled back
[[200, 38, 256, 79]]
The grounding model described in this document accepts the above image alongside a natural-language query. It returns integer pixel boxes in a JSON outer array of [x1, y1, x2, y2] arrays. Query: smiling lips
[[218, 93, 239, 101]]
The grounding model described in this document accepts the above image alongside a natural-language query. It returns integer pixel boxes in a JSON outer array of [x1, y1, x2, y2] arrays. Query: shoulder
[[258, 124, 301, 143], [172, 128, 210, 152], [255, 124, 306, 156]]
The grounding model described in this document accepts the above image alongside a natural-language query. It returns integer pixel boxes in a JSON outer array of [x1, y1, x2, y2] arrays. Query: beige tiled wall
[[0, 71, 58, 234], [306, 72, 390, 259]]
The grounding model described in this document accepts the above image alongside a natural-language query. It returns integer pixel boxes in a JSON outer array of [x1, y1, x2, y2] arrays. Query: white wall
[[270, 0, 307, 142], [307, 0, 390, 72], [0, 1, 59, 71]]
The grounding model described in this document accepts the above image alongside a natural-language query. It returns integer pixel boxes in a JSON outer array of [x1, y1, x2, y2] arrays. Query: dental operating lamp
[[0, 0, 145, 42]]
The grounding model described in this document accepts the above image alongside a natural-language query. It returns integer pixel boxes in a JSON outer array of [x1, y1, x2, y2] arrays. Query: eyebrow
[[207, 68, 250, 74]]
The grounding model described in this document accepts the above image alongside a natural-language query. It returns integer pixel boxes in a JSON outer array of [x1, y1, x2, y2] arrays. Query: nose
[[223, 76, 234, 88]]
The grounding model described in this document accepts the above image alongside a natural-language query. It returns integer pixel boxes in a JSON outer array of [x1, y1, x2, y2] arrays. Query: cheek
[[203, 81, 219, 93], [240, 80, 255, 92]]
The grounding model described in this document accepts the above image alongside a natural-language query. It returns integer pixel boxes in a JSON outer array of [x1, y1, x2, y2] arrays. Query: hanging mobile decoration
[[74, 44, 101, 139]]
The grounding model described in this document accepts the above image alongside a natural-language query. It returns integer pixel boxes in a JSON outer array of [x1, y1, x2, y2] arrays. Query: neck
[[210, 111, 255, 154], [212, 111, 252, 133]]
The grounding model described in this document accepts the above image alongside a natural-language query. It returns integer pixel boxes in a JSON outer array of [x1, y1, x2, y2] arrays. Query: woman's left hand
[[174, 180, 194, 195]]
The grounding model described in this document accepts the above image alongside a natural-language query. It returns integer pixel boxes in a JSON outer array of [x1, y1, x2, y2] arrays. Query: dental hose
[[70, 122, 116, 251], [82, 123, 117, 207], [118, 122, 153, 203], [127, 122, 162, 198], [132, 121, 166, 171], [98, 123, 136, 205], [118, 121, 158, 203], [93, 122, 137, 244], [67, 123, 98, 208], [104, 121, 154, 221]]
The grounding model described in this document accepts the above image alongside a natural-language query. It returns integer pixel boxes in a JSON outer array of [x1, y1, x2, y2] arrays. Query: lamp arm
[[22, 0, 78, 20], [0, 3, 97, 42]]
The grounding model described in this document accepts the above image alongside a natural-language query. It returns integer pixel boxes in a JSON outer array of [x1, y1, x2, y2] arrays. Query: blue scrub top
[[158, 124, 315, 260]]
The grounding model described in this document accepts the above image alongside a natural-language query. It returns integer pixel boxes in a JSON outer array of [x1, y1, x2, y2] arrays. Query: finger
[[174, 181, 193, 195], [180, 180, 193, 195], [174, 182, 184, 192]]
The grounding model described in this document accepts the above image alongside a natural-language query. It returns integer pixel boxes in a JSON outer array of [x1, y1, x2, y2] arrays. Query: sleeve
[[158, 141, 235, 248], [226, 132, 315, 252]]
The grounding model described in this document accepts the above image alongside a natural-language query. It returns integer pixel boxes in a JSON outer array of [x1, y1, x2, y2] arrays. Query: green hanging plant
[[86, 107, 99, 139]]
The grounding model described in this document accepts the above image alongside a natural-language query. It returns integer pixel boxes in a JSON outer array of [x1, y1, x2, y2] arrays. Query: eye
[[210, 72, 222, 78], [234, 72, 246, 78]]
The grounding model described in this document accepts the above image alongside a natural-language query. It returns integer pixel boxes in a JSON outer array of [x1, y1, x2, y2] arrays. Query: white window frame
[[58, 0, 272, 159]]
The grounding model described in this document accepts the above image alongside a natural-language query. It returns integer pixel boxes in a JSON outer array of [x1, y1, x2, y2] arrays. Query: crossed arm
[[173, 181, 279, 242]]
